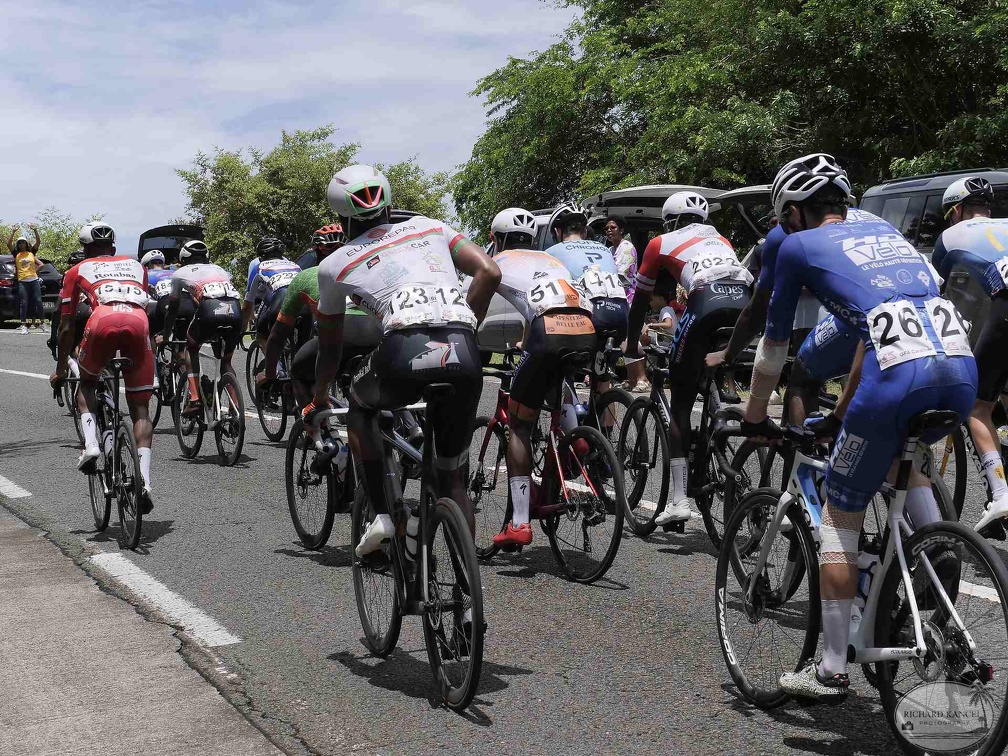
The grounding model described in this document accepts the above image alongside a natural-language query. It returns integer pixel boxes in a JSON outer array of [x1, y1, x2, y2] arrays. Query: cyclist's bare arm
[[453, 240, 501, 324], [54, 315, 76, 377], [710, 285, 771, 367], [263, 319, 294, 381]]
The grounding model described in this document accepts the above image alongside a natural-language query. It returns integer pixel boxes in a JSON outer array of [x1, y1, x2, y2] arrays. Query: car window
[[897, 194, 927, 243], [709, 198, 772, 252], [880, 196, 910, 230], [916, 194, 946, 250]]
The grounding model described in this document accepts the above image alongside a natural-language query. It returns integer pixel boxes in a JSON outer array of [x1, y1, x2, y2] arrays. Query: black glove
[[803, 412, 842, 441], [740, 416, 784, 440]]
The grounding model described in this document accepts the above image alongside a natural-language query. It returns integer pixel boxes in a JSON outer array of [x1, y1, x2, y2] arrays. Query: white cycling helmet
[[491, 207, 536, 237], [179, 239, 209, 263], [78, 222, 116, 246], [662, 192, 709, 228], [771, 153, 852, 219], [327, 164, 392, 220], [140, 250, 165, 267], [942, 176, 994, 214]]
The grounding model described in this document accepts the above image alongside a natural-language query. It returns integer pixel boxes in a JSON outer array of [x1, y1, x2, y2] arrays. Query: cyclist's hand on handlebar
[[49, 370, 66, 391], [803, 412, 842, 442], [302, 398, 331, 425], [255, 370, 273, 392], [705, 349, 728, 370], [740, 416, 784, 442], [155, 334, 164, 347]]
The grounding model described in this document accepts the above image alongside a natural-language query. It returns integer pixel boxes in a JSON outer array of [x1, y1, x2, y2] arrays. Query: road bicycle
[[329, 384, 484, 711], [468, 350, 627, 583], [715, 410, 1008, 755], [171, 337, 245, 466], [57, 358, 145, 549], [148, 343, 185, 429]]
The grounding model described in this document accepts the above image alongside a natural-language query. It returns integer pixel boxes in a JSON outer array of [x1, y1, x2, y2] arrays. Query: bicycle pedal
[[980, 520, 1007, 542], [662, 521, 686, 534], [501, 543, 523, 554]]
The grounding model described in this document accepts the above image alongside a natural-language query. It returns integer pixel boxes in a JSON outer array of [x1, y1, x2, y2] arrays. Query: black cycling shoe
[[139, 488, 154, 515]]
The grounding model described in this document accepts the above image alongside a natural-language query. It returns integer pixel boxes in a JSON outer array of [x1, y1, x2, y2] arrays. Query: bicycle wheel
[[874, 521, 1008, 755], [245, 342, 262, 402], [617, 397, 669, 537], [715, 488, 820, 708], [931, 426, 968, 524], [71, 393, 85, 445], [469, 415, 508, 559], [173, 373, 204, 458], [256, 380, 289, 442], [422, 496, 485, 711], [544, 425, 626, 583], [149, 386, 163, 429], [214, 373, 245, 466], [88, 467, 112, 531], [115, 422, 143, 550], [594, 387, 633, 446], [698, 394, 738, 551], [351, 487, 403, 657], [285, 420, 336, 549], [723, 438, 771, 534]]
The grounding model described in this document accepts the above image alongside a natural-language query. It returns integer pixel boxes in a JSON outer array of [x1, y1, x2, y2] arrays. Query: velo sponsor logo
[[814, 317, 839, 346], [830, 429, 866, 476], [895, 681, 992, 753], [410, 340, 459, 371], [842, 234, 919, 269]]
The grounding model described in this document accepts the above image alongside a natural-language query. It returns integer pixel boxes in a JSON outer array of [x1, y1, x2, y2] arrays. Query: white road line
[[960, 580, 1001, 604], [0, 367, 50, 380], [0, 474, 32, 499], [90, 552, 241, 647]]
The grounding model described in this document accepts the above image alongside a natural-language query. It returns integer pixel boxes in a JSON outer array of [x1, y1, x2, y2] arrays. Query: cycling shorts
[[825, 352, 977, 513], [510, 309, 596, 411], [795, 314, 860, 384], [148, 295, 169, 337], [973, 294, 1008, 402], [290, 316, 383, 389], [351, 326, 482, 471], [669, 281, 749, 393], [78, 304, 154, 402], [188, 297, 242, 353], [590, 296, 628, 345], [255, 287, 287, 341], [171, 295, 197, 341]]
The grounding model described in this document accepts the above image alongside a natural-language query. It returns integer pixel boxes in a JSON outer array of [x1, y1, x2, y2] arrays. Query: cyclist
[[931, 176, 1008, 534], [160, 240, 242, 417], [47, 248, 89, 362], [743, 153, 976, 701], [142, 250, 173, 361], [311, 164, 500, 558], [624, 191, 753, 526], [241, 236, 301, 353], [49, 223, 155, 513], [483, 208, 596, 548]]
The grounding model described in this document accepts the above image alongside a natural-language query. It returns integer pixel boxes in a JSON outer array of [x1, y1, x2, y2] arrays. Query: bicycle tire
[[285, 420, 336, 550], [115, 422, 143, 550], [593, 387, 633, 446], [697, 391, 736, 551], [71, 393, 85, 445], [715, 488, 820, 708], [422, 496, 485, 711], [617, 396, 669, 537], [874, 520, 1008, 755], [544, 424, 626, 583], [245, 342, 262, 402], [214, 373, 245, 466], [88, 468, 112, 531], [150, 386, 163, 429], [172, 373, 204, 458], [723, 438, 770, 536], [351, 487, 403, 657], [932, 426, 967, 523], [256, 381, 289, 442], [469, 415, 508, 559]]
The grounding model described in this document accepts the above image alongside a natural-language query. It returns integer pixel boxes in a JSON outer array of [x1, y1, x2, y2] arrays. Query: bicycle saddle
[[907, 410, 960, 439], [108, 357, 134, 372]]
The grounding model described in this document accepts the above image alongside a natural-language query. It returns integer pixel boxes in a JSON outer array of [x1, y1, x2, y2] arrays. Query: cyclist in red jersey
[[50, 223, 155, 514]]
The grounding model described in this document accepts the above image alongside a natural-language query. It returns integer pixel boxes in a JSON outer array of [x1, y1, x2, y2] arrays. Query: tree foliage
[[1, 207, 103, 271], [454, 0, 1008, 235], [178, 126, 451, 275]]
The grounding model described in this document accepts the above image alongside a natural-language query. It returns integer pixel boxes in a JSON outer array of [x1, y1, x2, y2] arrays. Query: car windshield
[[710, 196, 773, 251]]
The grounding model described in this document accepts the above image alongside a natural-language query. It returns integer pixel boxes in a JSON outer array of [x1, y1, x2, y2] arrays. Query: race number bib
[[267, 271, 297, 291], [201, 280, 240, 300], [926, 298, 971, 357], [996, 256, 1008, 286], [867, 301, 936, 370], [578, 267, 625, 300], [153, 279, 173, 298], [384, 284, 476, 332], [95, 281, 149, 308], [683, 247, 751, 292], [527, 278, 583, 318]]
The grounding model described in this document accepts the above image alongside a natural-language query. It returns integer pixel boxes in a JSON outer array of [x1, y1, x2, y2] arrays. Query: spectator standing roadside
[[607, 216, 649, 390], [7, 224, 44, 333]]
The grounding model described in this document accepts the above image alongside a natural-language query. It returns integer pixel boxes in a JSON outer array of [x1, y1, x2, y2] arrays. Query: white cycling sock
[[820, 599, 852, 678], [137, 447, 152, 490], [80, 412, 99, 450], [981, 451, 1008, 501], [510, 476, 531, 526], [905, 485, 941, 529], [670, 457, 688, 503]]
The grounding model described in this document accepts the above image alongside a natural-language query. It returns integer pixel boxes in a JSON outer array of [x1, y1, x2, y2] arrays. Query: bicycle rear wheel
[[422, 496, 485, 711], [617, 397, 669, 537], [256, 380, 290, 442], [594, 387, 633, 447], [285, 420, 336, 549], [544, 425, 626, 583], [715, 488, 820, 708], [351, 488, 403, 657], [149, 387, 163, 429], [245, 342, 263, 402], [468, 415, 508, 559], [89, 467, 112, 531], [931, 426, 967, 524], [115, 422, 143, 550], [173, 373, 204, 458], [214, 373, 245, 466], [874, 521, 1008, 756]]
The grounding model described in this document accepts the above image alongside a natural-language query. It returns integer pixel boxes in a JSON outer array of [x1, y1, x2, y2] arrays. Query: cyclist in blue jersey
[[241, 236, 301, 352], [744, 153, 977, 701], [932, 177, 1008, 534]]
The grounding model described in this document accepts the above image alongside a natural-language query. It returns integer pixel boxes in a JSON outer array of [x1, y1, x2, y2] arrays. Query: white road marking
[[0, 474, 32, 499], [90, 552, 241, 647], [0, 367, 50, 380], [960, 580, 1001, 604]]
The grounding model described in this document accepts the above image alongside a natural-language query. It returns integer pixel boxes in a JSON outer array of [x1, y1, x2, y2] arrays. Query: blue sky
[[0, 0, 573, 250]]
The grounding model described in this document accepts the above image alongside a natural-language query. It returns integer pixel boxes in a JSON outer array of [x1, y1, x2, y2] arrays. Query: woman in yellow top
[[7, 224, 44, 333]]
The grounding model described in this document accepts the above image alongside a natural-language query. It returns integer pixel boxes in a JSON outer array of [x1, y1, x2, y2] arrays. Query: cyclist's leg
[[120, 308, 155, 498], [786, 314, 859, 425], [76, 307, 116, 460], [968, 295, 1008, 508], [290, 336, 318, 410], [256, 291, 283, 355], [590, 297, 628, 431]]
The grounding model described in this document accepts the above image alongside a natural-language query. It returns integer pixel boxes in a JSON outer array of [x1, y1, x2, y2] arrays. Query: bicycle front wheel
[[115, 422, 143, 550], [214, 373, 245, 466], [422, 496, 485, 711], [173, 373, 204, 458], [469, 415, 508, 559], [285, 420, 336, 549], [874, 521, 1008, 756], [545, 425, 626, 583], [351, 488, 402, 657], [89, 467, 112, 531], [256, 380, 289, 442], [617, 396, 669, 537], [245, 342, 262, 402]]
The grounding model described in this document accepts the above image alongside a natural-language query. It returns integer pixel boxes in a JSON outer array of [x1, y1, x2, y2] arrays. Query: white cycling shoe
[[975, 497, 1008, 536], [355, 513, 396, 558], [655, 500, 692, 526], [77, 445, 101, 474]]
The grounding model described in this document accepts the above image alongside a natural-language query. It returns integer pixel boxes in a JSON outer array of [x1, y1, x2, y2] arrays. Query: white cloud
[[0, 0, 573, 250]]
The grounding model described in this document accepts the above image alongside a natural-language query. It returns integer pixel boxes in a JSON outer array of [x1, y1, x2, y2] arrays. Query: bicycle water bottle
[[854, 544, 881, 613], [560, 403, 579, 435], [406, 512, 419, 561]]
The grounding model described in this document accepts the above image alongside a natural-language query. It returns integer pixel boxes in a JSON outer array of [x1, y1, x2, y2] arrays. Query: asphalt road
[[0, 325, 1000, 756]]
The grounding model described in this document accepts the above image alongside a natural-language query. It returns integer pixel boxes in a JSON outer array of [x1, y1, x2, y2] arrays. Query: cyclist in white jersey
[[312, 164, 500, 558]]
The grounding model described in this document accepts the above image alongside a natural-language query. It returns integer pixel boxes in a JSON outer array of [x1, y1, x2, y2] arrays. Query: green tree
[[177, 126, 451, 277], [1, 207, 103, 271]]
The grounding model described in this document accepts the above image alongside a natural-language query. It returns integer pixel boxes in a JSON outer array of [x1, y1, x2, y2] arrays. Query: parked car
[[0, 255, 63, 321], [137, 223, 205, 266]]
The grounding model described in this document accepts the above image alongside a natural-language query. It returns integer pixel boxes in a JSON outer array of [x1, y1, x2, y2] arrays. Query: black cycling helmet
[[255, 236, 285, 261], [179, 239, 209, 264]]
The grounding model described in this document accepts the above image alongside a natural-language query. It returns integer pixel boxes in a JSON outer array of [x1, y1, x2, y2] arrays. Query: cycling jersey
[[636, 223, 752, 296], [549, 240, 626, 300], [169, 263, 241, 303], [932, 217, 1008, 298], [147, 268, 175, 300], [246, 257, 301, 310], [316, 216, 476, 333], [59, 256, 149, 315], [277, 267, 371, 325], [493, 249, 590, 322]]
